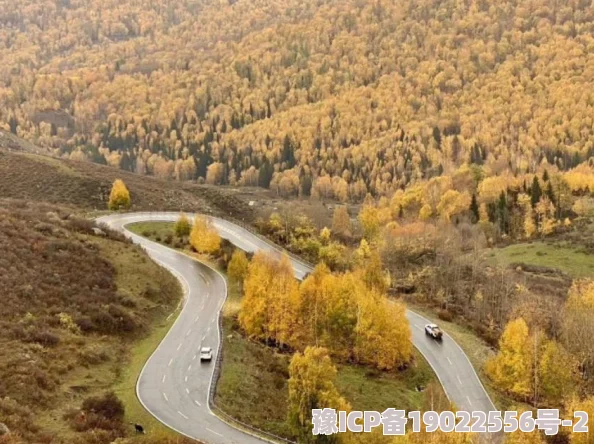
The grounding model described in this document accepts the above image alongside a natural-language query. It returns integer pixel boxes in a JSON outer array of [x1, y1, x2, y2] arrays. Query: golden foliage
[[108, 179, 131, 210], [354, 294, 412, 371], [332, 206, 352, 239], [239, 253, 300, 346], [566, 397, 594, 444], [538, 340, 576, 403], [189, 215, 220, 254], [487, 317, 577, 404], [485, 318, 533, 399], [288, 346, 350, 441], [227, 249, 249, 288], [562, 280, 594, 374], [239, 252, 412, 370]]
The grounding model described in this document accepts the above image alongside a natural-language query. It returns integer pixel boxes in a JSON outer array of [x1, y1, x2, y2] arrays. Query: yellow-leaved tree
[[239, 253, 412, 370], [358, 201, 381, 240], [505, 410, 546, 444], [108, 179, 131, 210], [268, 254, 301, 347], [361, 252, 388, 293], [319, 227, 331, 245], [239, 252, 300, 347], [518, 193, 536, 238], [174, 212, 191, 237], [562, 279, 594, 376], [354, 292, 412, 371], [485, 318, 533, 399], [486, 319, 575, 405], [331, 206, 352, 240], [238, 252, 273, 339], [288, 346, 350, 443], [189, 215, 220, 254], [538, 340, 576, 404], [297, 265, 359, 357], [227, 249, 249, 290], [566, 397, 594, 444]]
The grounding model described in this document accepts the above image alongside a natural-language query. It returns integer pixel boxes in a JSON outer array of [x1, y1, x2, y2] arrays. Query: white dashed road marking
[[207, 428, 223, 437], [177, 411, 189, 420]]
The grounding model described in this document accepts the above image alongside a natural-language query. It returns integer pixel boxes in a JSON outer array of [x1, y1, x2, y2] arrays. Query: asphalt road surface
[[97, 212, 495, 443]]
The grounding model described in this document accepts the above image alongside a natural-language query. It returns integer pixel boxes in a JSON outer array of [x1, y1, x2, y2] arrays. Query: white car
[[425, 324, 443, 340], [200, 346, 213, 362]]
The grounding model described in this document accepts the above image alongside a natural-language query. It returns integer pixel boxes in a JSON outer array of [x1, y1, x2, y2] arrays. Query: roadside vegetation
[[129, 218, 446, 442], [0, 200, 191, 443]]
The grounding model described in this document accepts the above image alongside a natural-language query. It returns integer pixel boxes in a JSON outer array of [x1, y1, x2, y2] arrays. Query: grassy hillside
[[487, 242, 594, 279], [0, 148, 256, 220], [0, 200, 192, 444]]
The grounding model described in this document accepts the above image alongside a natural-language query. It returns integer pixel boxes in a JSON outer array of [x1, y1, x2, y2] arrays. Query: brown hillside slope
[[0, 147, 255, 221], [0, 200, 197, 443]]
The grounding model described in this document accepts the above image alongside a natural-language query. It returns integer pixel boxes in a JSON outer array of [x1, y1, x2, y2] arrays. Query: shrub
[[66, 217, 95, 235], [437, 309, 453, 322], [29, 330, 60, 347], [174, 213, 191, 237], [82, 392, 124, 421]]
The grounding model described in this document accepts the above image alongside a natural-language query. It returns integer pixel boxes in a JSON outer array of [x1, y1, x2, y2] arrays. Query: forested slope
[[1, 0, 594, 200]]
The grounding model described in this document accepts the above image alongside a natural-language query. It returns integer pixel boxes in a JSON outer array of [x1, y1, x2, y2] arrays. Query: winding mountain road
[[97, 212, 496, 443]]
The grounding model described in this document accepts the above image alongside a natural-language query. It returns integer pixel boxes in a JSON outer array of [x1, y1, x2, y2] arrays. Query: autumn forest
[[2, 0, 594, 208]]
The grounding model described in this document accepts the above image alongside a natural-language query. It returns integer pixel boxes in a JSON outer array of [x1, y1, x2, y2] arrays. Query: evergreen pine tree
[[531, 177, 542, 207], [470, 193, 479, 223]]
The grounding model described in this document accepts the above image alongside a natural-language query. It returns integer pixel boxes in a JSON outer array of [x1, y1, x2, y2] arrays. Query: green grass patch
[[112, 304, 182, 439], [485, 242, 594, 278], [335, 351, 441, 412], [127, 221, 180, 242], [93, 236, 183, 439]]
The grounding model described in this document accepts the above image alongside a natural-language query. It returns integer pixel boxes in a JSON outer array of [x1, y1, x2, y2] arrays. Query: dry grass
[[0, 149, 256, 220], [0, 199, 183, 443]]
